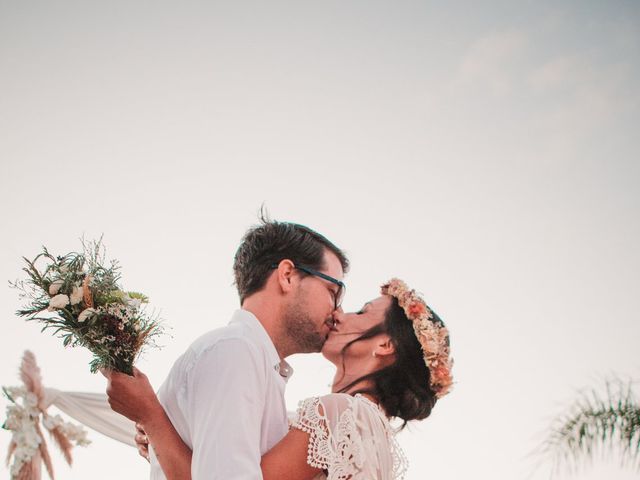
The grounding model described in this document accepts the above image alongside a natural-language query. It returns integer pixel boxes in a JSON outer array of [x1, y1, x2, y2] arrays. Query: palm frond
[[539, 377, 640, 477]]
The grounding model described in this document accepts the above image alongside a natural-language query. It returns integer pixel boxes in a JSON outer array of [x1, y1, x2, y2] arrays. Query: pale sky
[[1, 1, 639, 479]]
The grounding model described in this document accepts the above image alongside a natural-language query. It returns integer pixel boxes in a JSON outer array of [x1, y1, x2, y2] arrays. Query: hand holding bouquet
[[11, 239, 163, 375]]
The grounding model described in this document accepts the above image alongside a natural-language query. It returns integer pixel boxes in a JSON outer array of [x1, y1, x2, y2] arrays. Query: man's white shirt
[[150, 309, 293, 479]]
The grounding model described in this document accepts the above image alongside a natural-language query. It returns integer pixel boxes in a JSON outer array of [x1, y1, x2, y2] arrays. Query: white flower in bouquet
[[70, 285, 84, 305], [48, 279, 64, 295], [127, 297, 142, 309], [78, 307, 97, 323], [48, 293, 70, 311]]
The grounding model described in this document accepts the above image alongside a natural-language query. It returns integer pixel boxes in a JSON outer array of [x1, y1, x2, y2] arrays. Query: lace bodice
[[290, 393, 408, 480]]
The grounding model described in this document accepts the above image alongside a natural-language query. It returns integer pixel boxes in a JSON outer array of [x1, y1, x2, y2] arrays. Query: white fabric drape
[[42, 388, 137, 447]]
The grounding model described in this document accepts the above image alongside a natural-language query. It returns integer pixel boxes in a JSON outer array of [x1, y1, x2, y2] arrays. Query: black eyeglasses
[[271, 263, 346, 310]]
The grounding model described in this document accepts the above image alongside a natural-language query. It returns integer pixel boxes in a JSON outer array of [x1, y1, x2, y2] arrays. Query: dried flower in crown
[[381, 278, 453, 398]]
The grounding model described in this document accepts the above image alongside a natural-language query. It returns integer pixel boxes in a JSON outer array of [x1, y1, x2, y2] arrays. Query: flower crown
[[381, 278, 453, 398]]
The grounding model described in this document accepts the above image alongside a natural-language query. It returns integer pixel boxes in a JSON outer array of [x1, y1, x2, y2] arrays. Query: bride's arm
[[260, 429, 321, 480], [105, 369, 322, 480], [141, 403, 193, 480], [136, 422, 320, 480]]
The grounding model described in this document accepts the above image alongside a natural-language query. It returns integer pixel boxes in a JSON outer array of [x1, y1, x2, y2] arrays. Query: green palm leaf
[[539, 377, 640, 477]]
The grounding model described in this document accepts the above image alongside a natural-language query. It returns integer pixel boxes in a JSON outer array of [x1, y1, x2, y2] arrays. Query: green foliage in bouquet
[[10, 239, 164, 375]]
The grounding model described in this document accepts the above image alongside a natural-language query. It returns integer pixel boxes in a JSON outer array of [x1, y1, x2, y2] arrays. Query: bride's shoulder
[[297, 392, 350, 411], [292, 394, 406, 479], [296, 393, 381, 421], [292, 393, 348, 425], [316, 392, 353, 409]]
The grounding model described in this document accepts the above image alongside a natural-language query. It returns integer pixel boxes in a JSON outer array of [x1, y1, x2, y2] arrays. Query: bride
[[104, 278, 453, 479]]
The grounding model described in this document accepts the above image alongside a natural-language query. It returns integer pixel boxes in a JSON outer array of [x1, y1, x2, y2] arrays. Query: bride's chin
[[320, 345, 340, 365]]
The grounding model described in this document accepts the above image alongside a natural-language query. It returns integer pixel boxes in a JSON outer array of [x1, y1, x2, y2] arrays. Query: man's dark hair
[[233, 214, 349, 304]]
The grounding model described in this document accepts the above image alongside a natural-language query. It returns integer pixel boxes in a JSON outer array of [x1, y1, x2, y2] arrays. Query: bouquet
[[11, 239, 163, 375]]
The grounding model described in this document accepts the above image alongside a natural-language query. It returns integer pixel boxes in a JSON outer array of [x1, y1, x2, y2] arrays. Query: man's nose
[[332, 308, 344, 322]]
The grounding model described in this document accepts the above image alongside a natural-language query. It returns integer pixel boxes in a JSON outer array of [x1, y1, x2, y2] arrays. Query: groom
[[105, 217, 348, 479]]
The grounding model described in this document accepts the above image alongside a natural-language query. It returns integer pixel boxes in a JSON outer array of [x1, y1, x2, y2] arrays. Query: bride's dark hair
[[337, 298, 442, 428]]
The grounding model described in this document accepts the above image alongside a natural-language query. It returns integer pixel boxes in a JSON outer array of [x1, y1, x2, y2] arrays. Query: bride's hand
[[135, 422, 150, 462], [102, 367, 163, 425]]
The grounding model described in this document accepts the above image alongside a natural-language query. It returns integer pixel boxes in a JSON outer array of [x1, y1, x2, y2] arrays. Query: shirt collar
[[230, 309, 294, 382]]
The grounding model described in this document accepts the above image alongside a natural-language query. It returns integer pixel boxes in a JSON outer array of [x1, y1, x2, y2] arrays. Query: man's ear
[[275, 259, 297, 294], [374, 335, 396, 358]]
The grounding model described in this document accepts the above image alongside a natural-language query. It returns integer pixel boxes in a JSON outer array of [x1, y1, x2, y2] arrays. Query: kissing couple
[[103, 217, 453, 479]]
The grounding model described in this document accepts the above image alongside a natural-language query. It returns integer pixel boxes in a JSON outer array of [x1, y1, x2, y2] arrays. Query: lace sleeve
[[290, 395, 365, 480], [290, 394, 407, 480]]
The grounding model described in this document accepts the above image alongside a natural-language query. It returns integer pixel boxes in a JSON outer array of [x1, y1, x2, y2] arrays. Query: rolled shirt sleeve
[[185, 337, 267, 479]]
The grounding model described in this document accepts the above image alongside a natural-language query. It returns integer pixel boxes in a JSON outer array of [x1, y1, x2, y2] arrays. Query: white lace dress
[[290, 393, 408, 480]]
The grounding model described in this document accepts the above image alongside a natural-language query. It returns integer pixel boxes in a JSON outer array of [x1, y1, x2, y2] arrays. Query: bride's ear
[[374, 335, 395, 358]]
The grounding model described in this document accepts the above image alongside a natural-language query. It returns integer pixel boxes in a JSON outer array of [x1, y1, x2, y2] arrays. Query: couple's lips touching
[[323, 317, 336, 341], [324, 317, 337, 331]]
